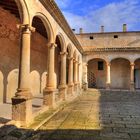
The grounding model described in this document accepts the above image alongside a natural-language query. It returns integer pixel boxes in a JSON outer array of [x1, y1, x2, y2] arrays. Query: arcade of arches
[[86, 58, 140, 90], [0, 0, 140, 127]]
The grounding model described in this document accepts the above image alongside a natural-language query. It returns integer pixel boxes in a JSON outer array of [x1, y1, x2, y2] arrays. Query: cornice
[[39, 0, 84, 53], [83, 47, 140, 55]]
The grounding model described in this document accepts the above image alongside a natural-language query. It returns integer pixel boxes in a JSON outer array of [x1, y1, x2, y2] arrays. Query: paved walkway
[[1, 89, 140, 140], [37, 89, 140, 140]]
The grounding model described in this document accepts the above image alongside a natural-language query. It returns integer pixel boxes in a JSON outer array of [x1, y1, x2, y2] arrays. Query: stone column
[[59, 52, 67, 100], [43, 43, 57, 107], [74, 59, 78, 94], [77, 62, 81, 93], [74, 59, 78, 84], [130, 62, 135, 91], [68, 57, 74, 95], [106, 62, 111, 89], [12, 24, 35, 127], [83, 63, 88, 90]]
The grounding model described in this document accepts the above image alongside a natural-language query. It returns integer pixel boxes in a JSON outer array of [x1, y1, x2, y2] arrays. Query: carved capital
[[130, 62, 135, 67], [17, 24, 35, 33], [106, 62, 111, 66], [68, 57, 73, 61], [60, 51, 67, 56], [48, 43, 57, 48]]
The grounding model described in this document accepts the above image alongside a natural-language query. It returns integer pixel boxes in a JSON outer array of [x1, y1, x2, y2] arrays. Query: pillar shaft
[[130, 63, 135, 83], [106, 63, 111, 89], [74, 60, 78, 83], [68, 57, 74, 85], [77, 63, 81, 82], [16, 24, 35, 98], [60, 52, 67, 86], [83, 63, 88, 90], [47, 43, 57, 89], [130, 63, 135, 91]]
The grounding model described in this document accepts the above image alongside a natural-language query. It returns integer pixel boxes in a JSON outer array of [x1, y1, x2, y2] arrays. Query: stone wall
[[76, 32, 140, 50]]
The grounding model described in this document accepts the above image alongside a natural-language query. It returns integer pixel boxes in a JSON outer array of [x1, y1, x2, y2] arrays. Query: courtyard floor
[[1, 89, 140, 140]]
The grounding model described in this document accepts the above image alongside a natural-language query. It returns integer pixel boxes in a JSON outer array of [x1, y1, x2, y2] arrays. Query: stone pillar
[[68, 57, 74, 95], [12, 24, 35, 127], [74, 59, 78, 94], [59, 52, 67, 100], [83, 63, 88, 90], [77, 62, 81, 93], [130, 62, 135, 91], [106, 62, 111, 89], [43, 43, 57, 107], [74, 59, 78, 83]]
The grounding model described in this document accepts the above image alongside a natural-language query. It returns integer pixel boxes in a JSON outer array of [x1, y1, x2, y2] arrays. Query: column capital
[[130, 62, 135, 66], [106, 62, 111, 66], [48, 43, 57, 48], [68, 57, 74, 61], [17, 24, 35, 32], [60, 51, 67, 56], [73, 59, 78, 63], [78, 62, 81, 65]]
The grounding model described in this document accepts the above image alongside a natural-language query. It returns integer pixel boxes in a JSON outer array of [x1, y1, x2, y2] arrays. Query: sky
[[55, 0, 140, 33]]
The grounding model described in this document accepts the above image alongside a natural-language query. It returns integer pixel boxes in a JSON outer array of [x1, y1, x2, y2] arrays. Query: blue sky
[[55, 0, 140, 33]]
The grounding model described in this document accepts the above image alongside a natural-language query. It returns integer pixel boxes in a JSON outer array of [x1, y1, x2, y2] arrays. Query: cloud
[[56, 0, 140, 33]]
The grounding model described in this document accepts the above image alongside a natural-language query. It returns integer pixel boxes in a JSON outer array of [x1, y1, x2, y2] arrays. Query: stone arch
[[73, 50, 78, 60], [15, 0, 30, 23], [110, 57, 131, 63], [67, 43, 73, 58], [55, 33, 66, 52], [41, 72, 47, 93], [31, 15, 48, 96], [111, 58, 130, 89], [88, 57, 108, 64], [7, 69, 19, 102], [30, 71, 40, 96], [88, 58, 107, 88], [134, 57, 140, 63], [32, 12, 55, 44]]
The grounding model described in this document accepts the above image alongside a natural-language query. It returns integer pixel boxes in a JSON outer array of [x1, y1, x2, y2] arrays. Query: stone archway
[[30, 16, 48, 96], [87, 58, 107, 89], [111, 58, 130, 89], [55, 35, 65, 88]]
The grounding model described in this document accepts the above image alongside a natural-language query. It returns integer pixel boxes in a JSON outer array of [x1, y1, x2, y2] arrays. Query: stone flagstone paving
[[36, 89, 140, 140], [1, 89, 140, 140]]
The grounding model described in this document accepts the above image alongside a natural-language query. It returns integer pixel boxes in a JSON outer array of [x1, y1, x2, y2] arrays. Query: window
[[114, 35, 118, 38], [98, 61, 104, 70], [90, 36, 94, 40]]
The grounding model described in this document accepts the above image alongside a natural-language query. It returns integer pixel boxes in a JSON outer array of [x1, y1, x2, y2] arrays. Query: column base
[[130, 82, 135, 91], [68, 83, 74, 95], [106, 83, 111, 90], [82, 83, 88, 90], [58, 85, 67, 101], [43, 88, 56, 108], [12, 95, 32, 127]]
